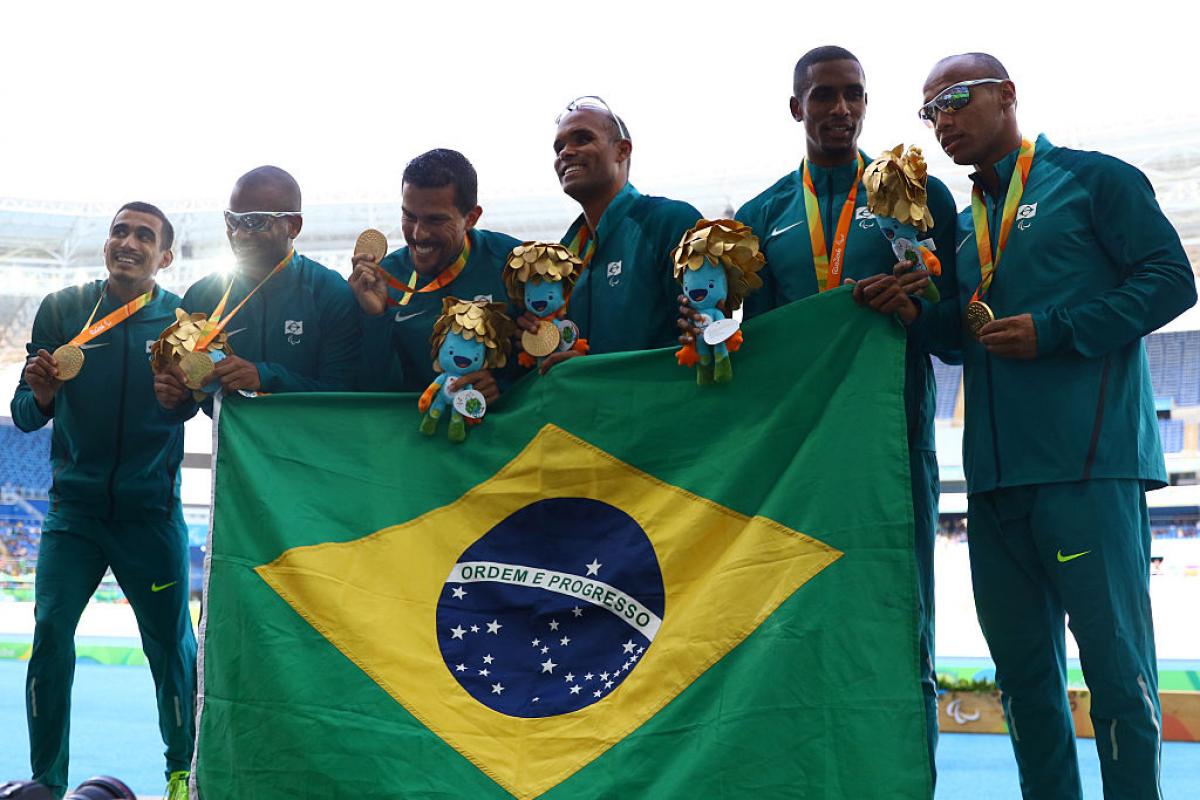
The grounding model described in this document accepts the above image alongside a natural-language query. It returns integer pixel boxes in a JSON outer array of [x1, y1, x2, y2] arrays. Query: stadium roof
[[2, 119, 1199, 364]]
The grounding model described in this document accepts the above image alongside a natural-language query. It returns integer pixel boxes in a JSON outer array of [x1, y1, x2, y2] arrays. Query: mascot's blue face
[[682, 260, 727, 311], [438, 331, 486, 374], [878, 216, 919, 243], [524, 279, 566, 317]]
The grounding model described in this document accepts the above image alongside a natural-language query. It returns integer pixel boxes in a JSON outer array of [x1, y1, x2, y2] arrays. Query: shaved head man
[[876, 52, 1197, 799], [156, 166, 360, 413]]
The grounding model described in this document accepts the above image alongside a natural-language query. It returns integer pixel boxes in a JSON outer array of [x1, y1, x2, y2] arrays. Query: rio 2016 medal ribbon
[[54, 285, 154, 380]]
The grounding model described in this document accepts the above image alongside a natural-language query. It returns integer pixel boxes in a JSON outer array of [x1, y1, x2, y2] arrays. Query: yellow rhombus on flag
[[193, 291, 932, 799]]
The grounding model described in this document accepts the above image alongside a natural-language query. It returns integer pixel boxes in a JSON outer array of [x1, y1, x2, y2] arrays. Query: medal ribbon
[[196, 249, 294, 351], [381, 236, 471, 307], [68, 285, 153, 346], [566, 223, 596, 270], [802, 155, 864, 292], [970, 137, 1035, 302]]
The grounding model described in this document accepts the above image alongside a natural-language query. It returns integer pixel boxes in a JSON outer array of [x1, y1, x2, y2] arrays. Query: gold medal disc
[[354, 229, 389, 263], [965, 300, 995, 337], [180, 351, 216, 390], [521, 320, 561, 358], [52, 344, 85, 381]]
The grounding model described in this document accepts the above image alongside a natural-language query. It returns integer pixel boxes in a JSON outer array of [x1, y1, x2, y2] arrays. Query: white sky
[[2, 0, 1194, 210]]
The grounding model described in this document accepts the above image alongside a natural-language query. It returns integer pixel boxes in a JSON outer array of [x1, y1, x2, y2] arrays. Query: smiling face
[[103, 209, 173, 289], [681, 260, 727, 311], [401, 182, 481, 277], [437, 331, 486, 375], [790, 58, 867, 166], [524, 279, 566, 317], [552, 108, 631, 203]]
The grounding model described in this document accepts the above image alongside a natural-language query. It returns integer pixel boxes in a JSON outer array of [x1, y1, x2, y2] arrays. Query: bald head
[[922, 52, 1019, 170], [230, 165, 302, 213], [924, 53, 1009, 96]]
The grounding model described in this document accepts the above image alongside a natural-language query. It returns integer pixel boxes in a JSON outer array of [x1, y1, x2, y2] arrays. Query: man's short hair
[[402, 149, 479, 216], [113, 201, 174, 251], [793, 45, 863, 96]]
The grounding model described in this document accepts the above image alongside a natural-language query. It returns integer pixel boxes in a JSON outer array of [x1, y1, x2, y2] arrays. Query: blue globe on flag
[[436, 497, 666, 718]]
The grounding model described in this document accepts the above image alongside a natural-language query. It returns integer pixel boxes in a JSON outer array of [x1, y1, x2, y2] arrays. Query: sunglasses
[[555, 95, 630, 140], [224, 210, 302, 232], [917, 78, 1006, 126]]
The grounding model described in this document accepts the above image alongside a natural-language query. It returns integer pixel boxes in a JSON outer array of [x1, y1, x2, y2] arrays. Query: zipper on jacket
[[983, 192, 1003, 486], [1083, 357, 1112, 479], [106, 322, 130, 519]]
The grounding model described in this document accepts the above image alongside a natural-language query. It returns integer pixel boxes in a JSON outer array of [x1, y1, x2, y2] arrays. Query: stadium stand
[[932, 358, 961, 420], [1146, 330, 1200, 406], [1160, 418, 1187, 454], [0, 421, 52, 495]]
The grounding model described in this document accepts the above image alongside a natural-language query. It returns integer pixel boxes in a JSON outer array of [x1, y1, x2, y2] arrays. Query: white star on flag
[[586, 558, 602, 576], [470, 625, 479, 633], [560, 637, 571, 647], [450, 625, 466, 640], [548, 620, 560, 631], [479, 668, 490, 677], [482, 654, 494, 664], [531, 638, 540, 647], [570, 686, 582, 695], [455, 664, 466, 672], [593, 690, 602, 698], [572, 607, 583, 617], [451, 587, 466, 599], [622, 640, 636, 654], [486, 619, 502, 634], [605, 680, 614, 689], [541, 658, 557, 674], [540, 646, 549, 654], [491, 683, 504, 695], [600, 672, 610, 681], [584, 673, 594, 681], [565, 673, 575, 683]]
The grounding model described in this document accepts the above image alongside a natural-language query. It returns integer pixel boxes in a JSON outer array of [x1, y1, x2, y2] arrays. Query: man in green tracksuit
[[349, 149, 519, 397], [731, 46, 958, 784], [11, 203, 194, 800], [155, 166, 360, 415], [517, 97, 701, 371], [878, 52, 1196, 799]]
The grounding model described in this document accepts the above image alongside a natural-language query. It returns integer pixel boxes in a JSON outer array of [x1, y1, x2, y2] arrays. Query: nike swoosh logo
[[225, 327, 247, 338], [78, 342, 111, 350], [1056, 550, 1091, 563], [768, 221, 804, 239], [151, 581, 178, 592], [395, 311, 426, 323], [956, 234, 974, 254]]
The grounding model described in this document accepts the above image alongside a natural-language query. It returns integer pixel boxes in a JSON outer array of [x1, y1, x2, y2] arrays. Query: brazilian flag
[[192, 289, 929, 798]]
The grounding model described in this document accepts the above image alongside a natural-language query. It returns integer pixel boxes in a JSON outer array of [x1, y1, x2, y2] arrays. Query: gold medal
[[52, 344, 85, 381], [521, 320, 561, 358], [965, 300, 995, 337], [179, 350, 216, 390], [354, 229, 388, 263]]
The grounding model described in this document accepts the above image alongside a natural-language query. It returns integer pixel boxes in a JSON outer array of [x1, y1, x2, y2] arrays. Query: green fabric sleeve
[[1033, 160, 1197, 358], [920, 179, 963, 365], [735, 203, 777, 320], [10, 293, 59, 431], [356, 310, 399, 392]]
